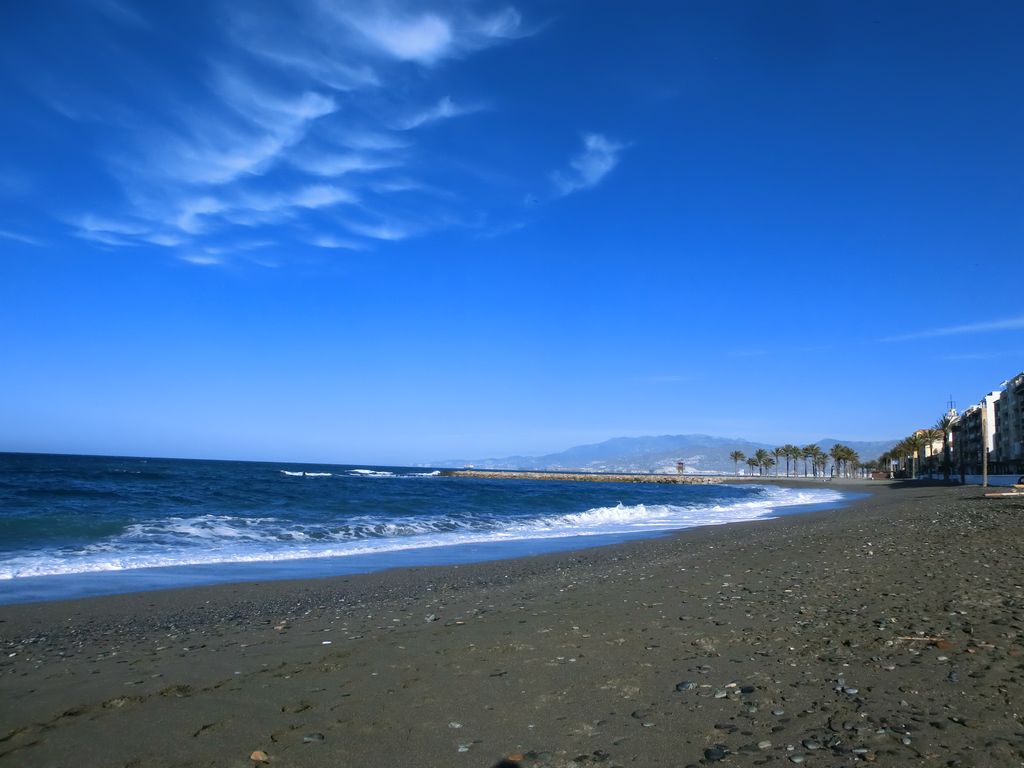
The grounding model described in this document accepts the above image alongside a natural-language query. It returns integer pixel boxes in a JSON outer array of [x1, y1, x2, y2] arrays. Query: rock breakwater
[[441, 469, 723, 484]]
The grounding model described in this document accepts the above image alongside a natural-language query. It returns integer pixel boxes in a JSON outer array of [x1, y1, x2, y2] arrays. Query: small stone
[[250, 751, 269, 764], [844, 687, 858, 695], [448, 721, 463, 729], [772, 709, 786, 716], [802, 739, 821, 750], [740, 685, 755, 694], [714, 689, 728, 699], [425, 613, 437, 622], [457, 743, 472, 753], [704, 747, 728, 762], [790, 756, 805, 764], [675, 681, 698, 691], [507, 754, 525, 762], [757, 740, 772, 750], [302, 733, 325, 743], [901, 737, 912, 746]]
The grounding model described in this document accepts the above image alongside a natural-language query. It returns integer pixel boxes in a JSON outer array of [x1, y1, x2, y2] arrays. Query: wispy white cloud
[[143, 233, 187, 247], [74, 229, 134, 247], [396, 96, 481, 130], [50, 1, 534, 261], [140, 68, 337, 187], [340, 6, 524, 65], [337, 131, 410, 151], [175, 185, 356, 234], [73, 214, 150, 236], [880, 315, 1024, 342], [551, 133, 626, 197], [343, 218, 415, 241], [349, 12, 455, 64], [179, 253, 223, 266], [289, 151, 400, 177], [309, 234, 366, 250], [0, 229, 46, 246]]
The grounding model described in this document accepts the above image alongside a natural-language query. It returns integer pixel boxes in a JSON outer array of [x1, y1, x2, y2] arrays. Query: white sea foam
[[0, 486, 844, 579], [280, 471, 333, 477]]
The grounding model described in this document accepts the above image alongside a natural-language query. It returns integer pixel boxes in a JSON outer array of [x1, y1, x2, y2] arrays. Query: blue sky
[[1, 0, 1023, 464]]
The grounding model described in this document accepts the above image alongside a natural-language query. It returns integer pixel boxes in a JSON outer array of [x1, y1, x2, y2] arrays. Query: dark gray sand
[[2, 482, 1023, 767]]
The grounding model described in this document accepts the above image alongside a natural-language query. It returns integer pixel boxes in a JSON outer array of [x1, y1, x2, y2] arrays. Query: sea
[[0, 453, 852, 605]]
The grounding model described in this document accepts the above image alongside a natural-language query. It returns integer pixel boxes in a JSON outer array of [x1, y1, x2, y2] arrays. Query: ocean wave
[[0, 486, 844, 580]]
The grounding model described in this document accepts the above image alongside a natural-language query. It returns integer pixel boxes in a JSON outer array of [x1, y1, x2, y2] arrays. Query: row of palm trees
[[878, 413, 955, 480], [729, 443, 863, 478]]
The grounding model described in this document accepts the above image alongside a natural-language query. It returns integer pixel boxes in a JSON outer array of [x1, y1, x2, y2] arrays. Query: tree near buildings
[[935, 414, 956, 481]]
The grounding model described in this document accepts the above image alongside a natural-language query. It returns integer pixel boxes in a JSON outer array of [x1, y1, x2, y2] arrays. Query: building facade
[[953, 391, 1001, 476], [993, 372, 1024, 473]]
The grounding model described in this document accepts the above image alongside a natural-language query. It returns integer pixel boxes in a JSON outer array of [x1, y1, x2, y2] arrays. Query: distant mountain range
[[431, 434, 898, 474]]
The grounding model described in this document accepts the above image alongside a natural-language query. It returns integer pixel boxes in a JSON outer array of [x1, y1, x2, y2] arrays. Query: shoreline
[[0, 479, 848, 606], [2, 482, 1022, 766]]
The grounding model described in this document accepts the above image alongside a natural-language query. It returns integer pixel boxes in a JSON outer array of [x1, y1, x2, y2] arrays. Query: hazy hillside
[[433, 434, 898, 474]]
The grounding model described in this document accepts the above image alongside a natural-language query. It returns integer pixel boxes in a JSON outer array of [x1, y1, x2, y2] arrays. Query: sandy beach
[[2, 481, 1022, 767]]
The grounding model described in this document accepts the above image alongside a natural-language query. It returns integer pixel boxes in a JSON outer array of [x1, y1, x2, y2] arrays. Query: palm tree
[[922, 428, 943, 476], [829, 444, 845, 478], [753, 449, 770, 477], [904, 433, 928, 479], [814, 447, 829, 478], [772, 447, 784, 477], [782, 444, 800, 477], [801, 445, 816, 477], [935, 414, 956, 481], [730, 450, 746, 475], [746, 457, 759, 476]]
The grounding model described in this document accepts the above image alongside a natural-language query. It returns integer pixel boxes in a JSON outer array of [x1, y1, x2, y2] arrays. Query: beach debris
[[457, 742, 473, 753], [425, 613, 438, 622], [449, 721, 463, 729], [250, 750, 270, 763], [303, 733, 325, 743]]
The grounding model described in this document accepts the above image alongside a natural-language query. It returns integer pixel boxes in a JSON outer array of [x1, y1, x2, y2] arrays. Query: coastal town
[[886, 369, 1023, 483]]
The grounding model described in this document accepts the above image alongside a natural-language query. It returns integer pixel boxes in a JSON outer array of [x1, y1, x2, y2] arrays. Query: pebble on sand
[[250, 750, 269, 763]]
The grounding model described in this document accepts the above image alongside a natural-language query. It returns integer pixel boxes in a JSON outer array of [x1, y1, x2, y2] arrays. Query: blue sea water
[[0, 453, 850, 604]]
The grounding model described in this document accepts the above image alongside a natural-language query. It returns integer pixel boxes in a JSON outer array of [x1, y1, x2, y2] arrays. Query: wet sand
[[1, 482, 1022, 767]]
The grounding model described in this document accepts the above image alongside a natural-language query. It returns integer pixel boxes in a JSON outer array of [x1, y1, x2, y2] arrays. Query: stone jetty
[[440, 469, 723, 484]]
